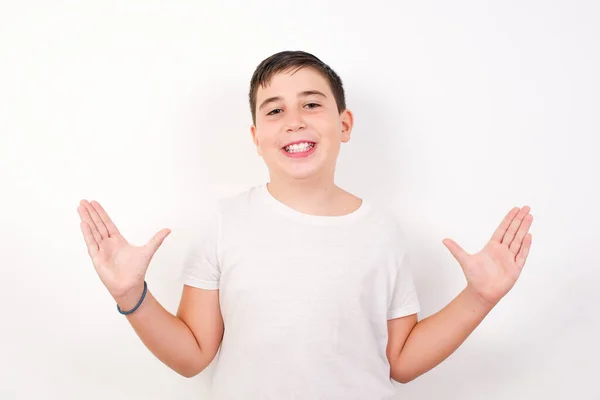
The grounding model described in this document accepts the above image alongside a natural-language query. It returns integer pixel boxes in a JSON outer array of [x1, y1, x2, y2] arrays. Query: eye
[[266, 108, 283, 116], [304, 103, 321, 109]]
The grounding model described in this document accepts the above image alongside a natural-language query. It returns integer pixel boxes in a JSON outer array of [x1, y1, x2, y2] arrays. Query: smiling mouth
[[283, 142, 316, 153]]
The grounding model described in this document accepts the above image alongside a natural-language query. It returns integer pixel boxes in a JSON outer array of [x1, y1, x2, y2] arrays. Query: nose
[[284, 108, 306, 133]]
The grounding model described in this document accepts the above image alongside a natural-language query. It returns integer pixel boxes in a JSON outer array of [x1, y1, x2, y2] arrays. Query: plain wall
[[1, 1, 599, 399]]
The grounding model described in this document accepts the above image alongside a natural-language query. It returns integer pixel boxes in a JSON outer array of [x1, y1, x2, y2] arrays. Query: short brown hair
[[248, 50, 346, 125]]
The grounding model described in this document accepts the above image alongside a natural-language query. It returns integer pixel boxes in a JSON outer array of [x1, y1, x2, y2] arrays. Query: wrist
[[113, 282, 146, 312], [463, 285, 498, 312]]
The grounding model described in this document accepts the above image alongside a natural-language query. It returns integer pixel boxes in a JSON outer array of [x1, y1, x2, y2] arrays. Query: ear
[[340, 109, 354, 143], [250, 125, 262, 156]]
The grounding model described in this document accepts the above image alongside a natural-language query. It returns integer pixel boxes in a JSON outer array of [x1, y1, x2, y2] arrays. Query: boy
[[77, 50, 533, 399]]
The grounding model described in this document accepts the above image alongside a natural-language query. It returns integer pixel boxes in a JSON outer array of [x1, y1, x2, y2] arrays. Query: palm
[[443, 206, 534, 305], [77, 200, 171, 298], [93, 235, 149, 293]]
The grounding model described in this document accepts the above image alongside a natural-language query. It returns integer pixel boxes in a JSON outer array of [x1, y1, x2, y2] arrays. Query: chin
[[265, 149, 332, 181], [284, 163, 332, 181]]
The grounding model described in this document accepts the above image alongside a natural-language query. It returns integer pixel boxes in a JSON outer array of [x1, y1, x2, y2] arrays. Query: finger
[[81, 200, 109, 240], [490, 207, 520, 243], [78, 202, 102, 243], [80, 221, 99, 257], [509, 213, 533, 255], [442, 238, 469, 266], [502, 206, 531, 247], [515, 233, 532, 270], [90, 200, 120, 238], [143, 229, 171, 257]]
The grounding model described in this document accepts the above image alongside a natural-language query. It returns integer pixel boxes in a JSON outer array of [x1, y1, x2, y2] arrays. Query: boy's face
[[251, 67, 353, 183]]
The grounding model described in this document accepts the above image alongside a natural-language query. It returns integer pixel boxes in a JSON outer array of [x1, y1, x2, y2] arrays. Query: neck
[[266, 174, 360, 217]]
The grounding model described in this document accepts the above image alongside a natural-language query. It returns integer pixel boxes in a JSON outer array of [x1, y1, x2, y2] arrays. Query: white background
[[1, 1, 599, 399]]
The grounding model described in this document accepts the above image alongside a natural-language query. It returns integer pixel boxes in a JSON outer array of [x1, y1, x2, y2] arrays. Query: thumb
[[144, 228, 171, 256], [442, 238, 469, 266]]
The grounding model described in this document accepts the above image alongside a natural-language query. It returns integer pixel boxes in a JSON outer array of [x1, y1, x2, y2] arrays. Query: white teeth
[[284, 142, 314, 153]]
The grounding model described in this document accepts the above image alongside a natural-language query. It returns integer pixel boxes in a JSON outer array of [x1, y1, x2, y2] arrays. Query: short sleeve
[[387, 224, 420, 320], [179, 206, 222, 290]]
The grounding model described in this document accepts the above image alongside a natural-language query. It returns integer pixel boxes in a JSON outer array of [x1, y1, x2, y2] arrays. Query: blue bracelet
[[117, 281, 148, 315]]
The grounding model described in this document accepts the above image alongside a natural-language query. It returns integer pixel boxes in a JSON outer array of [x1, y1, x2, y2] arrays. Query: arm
[[387, 205, 534, 383], [387, 287, 493, 383], [115, 284, 224, 378], [77, 199, 223, 378]]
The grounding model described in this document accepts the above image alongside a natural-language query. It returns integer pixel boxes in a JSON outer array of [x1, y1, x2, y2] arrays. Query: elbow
[[179, 368, 198, 378], [390, 362, 417, 384], [392, 374, 415, 384], [173, 357, 208, 378], [391, 370, 414, 384], [179, 371, 195, 379], [181, 371, 199, 379], [177, 351, 217, 378], [178, 364, 205, 378]]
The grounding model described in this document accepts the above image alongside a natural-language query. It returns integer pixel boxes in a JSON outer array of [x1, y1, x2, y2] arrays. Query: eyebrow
[[258, 90, 328, 111]]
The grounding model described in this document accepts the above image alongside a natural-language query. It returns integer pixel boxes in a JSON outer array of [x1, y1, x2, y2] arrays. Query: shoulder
[[182, 184, 261, 234], [181, 184, 266, 246], [362, 199, 404, 232], [359, 199, 411, 252], [215, 183, 266, 216]]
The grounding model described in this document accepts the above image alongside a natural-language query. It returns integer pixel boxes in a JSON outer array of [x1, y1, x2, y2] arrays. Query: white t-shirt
[[180, 184, 420, 399]]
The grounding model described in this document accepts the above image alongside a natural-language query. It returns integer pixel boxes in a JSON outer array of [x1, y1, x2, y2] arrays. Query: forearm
[[391, 286, 495, 383], [114, 285, 210, 378]]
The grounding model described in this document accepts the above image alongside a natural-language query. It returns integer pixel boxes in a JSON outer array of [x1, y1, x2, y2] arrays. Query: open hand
[[442, 206, 533, 306], [77, 200, 171, 299]]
